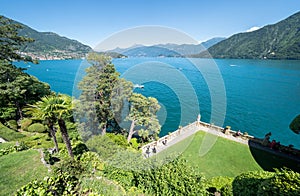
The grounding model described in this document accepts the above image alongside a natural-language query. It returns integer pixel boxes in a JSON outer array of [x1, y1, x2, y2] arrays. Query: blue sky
[[1, 0, 299, 48]]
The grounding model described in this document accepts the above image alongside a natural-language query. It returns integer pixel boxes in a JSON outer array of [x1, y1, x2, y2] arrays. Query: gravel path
[[0, 137, 6, 143]]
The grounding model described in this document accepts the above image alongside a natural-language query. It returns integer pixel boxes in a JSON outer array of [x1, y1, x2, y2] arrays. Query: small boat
[[134, 84, 144, 89]]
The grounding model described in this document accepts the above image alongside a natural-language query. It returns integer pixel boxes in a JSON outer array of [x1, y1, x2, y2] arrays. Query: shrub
[[106, 133, 129, 148], [72, 141, 89, 157], [232, 171, 274, 196], [20, 118, 32, 131], [16, 171, 79, 195], [133, 157, 207, 195], [220, 183, 233, 196], [27, 123, 47, 133], [129, 138, 139, 150], [257, 169, 300, 195], [79, 151, 105, 172], [43, 148, 55, 165], [5, 120, 18, 130], [79, 177, 126, 195], [0, 122, 25, 141], [0, 142, 29, 157], [206, 176, 233, 195]]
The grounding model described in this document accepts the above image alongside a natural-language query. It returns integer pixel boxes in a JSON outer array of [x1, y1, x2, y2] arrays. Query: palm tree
[[26, 96, 60, 153], [26, 94, 74, 159]]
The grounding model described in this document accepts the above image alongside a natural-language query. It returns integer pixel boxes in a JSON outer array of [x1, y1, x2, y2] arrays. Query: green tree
[[77, 53, 132, 138], [0, 16, 33, 62], [26, 94, 74, 158], [126, 93, 161, 142], [290, 114, 300, 134], [0, 16, 50, 121]]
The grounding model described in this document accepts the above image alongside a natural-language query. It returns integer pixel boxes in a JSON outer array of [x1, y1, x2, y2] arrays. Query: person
[[145, 146, 150, 157], [265, 132, 272, 138], [262, 132, 271, 146], [235, 130, 241, 137], [152, 146, 157, 153], [270, 140, 276, 149], [162, 138, 167, 145]]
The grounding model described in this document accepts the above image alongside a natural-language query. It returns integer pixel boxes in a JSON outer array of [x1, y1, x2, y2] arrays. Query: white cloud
[[246, 26, 260, 32]]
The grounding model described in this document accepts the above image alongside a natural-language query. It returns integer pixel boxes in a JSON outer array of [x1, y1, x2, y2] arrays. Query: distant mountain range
[[2, 16, 92, 60], [107, 37, 225, 57], [4, 10, 300, 60], [195, 11, 300, 60]]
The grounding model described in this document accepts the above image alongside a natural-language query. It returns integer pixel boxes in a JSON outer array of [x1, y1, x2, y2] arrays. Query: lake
[[15, 58, 300, 147]]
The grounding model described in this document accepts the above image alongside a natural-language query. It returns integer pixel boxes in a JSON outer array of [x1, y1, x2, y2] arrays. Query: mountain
[[195, 11, 300, 60], [2, 16, 92, 60], [107, 37, 225, 57]]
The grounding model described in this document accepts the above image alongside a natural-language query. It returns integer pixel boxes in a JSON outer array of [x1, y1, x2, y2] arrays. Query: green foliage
[[0, 122, 25, 141], [0, 16, 51, 122], [86, 134, 125, 160], [126, 93, 161, 142], [76, 53, 132, 136], [257, 169, 300, 195], [79, 177, 126, 196], [0, 104, 16, 121], [0, 16, 34, 62], [106, 133, 129, 148], [53, 159, 85, 178], [16, 171, 79, 196], [220, 182, 233, 196], [26, 94, 75, 158], [72, 141, 89, 157], [27, 123, 47, 133], [43, 148, 55, 165], [20, 118, 32, 131], [0, 62, 51, 121], [290, 114, 300, 134], [5, 119, 18, 130], [129, 138, 139, 150], [20, 132, 56, 149], [0, 142, 28, 157], [133, 157, 207, 195], [206, 176, 233, 195], [79, 151, 105, 172], [232, 170, 274, 196]]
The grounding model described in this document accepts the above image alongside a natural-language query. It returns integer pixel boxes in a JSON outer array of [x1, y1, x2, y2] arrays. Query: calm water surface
[[15, 58, 300, 147]]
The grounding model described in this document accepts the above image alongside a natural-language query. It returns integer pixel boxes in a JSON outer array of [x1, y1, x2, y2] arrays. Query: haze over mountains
[[3, 10, 300, 60], [106, 37, 225, 57]]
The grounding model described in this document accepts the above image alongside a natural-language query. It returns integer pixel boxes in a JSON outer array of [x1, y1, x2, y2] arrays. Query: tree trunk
[[49, 124, 59, 153], [102, 125, 106, 135], [127, 120, 136, 142], [15, 101, 23, 120], [58, 118, 74, 159]]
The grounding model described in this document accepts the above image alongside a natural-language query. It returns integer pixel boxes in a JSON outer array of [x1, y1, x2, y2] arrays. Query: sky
[[0, 0, 300, 48]]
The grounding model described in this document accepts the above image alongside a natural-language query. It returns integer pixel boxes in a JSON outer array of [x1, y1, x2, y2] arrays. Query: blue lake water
[[15, 58, 300, 147]]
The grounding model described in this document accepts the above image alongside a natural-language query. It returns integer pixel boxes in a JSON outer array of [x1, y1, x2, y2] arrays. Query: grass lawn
[[157, 131, 300, 178], [0, 149, 49, 195], [157, 131, 263, 178]]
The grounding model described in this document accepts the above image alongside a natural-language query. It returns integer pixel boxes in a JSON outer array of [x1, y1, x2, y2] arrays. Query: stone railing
[[141, 122, 198, 154]]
